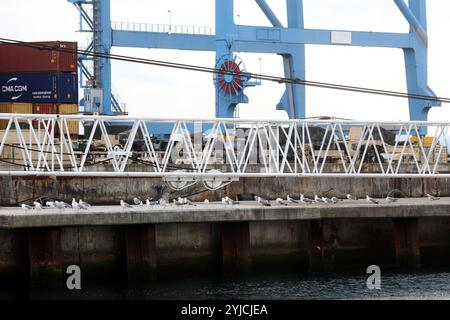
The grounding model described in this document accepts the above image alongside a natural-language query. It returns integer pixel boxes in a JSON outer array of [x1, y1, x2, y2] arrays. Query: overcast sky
[[1, 0, 449, 122]]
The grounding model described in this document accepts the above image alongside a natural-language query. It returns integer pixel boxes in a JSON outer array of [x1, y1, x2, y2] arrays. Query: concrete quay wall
[[1, 201, 450, 286]]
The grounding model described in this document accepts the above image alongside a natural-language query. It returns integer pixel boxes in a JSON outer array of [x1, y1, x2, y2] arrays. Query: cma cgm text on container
[[0, 41, 77, 73], [0, 73, 78, 103]]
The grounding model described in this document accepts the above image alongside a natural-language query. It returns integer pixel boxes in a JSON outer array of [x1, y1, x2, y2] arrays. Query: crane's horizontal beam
[[291, 28, 413, 49], [112, 28, 414, 53], [112, 30, 215, 51]]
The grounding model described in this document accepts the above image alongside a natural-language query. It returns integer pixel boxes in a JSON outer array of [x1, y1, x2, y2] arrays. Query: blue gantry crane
[[69, 0, 126, 115], [68, 0, 439, 126]]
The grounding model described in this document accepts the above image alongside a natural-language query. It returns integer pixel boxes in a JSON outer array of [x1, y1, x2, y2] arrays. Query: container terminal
[[0, 0, 450, 291]]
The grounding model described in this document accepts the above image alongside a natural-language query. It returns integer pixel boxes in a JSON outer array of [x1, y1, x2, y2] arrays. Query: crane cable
[[0, 37, 449, 104]]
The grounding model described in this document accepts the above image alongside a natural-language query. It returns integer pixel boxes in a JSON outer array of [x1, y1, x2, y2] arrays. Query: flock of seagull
[[218, 193, 440, 207], [19, 193, 441, 211], [21, 198, 91, 211], [120, 198, 168, 208]]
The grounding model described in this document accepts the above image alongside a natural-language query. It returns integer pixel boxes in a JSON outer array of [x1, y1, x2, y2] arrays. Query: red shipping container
[[33, 103, 56, 114], [0, 41, 77, 73], [32, 103, 56, 129]]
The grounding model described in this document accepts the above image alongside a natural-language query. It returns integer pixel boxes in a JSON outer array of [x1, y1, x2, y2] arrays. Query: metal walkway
[[1, 114, 449, 188], [111, 21, 215, 36]]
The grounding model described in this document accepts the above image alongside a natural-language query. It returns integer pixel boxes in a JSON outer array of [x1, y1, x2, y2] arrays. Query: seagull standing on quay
[[386, 196, 398, 203], [222, 197, 231, 206], [366, 195, 379, 204], [72, 198, 81, 209], [204, 199, 209, 204], [21, 204, 34, 211], [174, 197, 195, 206], [300, 194, 314, 204], [255, 196, 271, 207], [314, 195, 325, 203], [54, 201, 63, 209], [79, 203, 89, 210], [54, 201, 67, 211], [79, 199, 91, 208], [222, 197, 236, 206], [174, 197, 186, 206], [73, 198, 88, 210], [426, 194, 440, 201], [347, 194, 358, 201], [275, 198, 288, 206], [120, 200, 133, 209], [56, 201, 71, 208], [182, 197, 195, 206], [46, 201, 54, 208], [221, 197, 228, 206], [322, 197, 334, 204], [33, 201, 42, 210], [133, 197, 143, 206], [225, 196, 239, 205]]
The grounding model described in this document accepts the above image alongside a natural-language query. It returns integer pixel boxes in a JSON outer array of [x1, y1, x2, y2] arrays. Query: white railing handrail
[[1, 115, 449, 187], [0, 114, 449, 126], [111, 21, 215, 36]]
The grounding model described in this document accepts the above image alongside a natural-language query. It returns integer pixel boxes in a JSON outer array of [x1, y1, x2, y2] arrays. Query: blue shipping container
[[0, 73, 78, 103]]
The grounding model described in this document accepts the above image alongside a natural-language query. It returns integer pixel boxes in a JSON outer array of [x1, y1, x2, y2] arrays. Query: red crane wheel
[[215, 56, 245, 95]]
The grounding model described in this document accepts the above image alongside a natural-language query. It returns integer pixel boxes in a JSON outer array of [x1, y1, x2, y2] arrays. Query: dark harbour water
[[3, 270, 450, 300]]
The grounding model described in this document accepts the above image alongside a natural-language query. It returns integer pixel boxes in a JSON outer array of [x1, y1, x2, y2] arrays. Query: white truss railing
[[112, 21, 215, 36], [1, 114, 450, 188]]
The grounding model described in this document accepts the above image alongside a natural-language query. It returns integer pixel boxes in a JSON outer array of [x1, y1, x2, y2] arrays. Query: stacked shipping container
[[0, 41, 77, 73], [0, 72, 78, 104], [0, 103, 32, 129], [31, 103, 55, 129], [58, 104, 79, 135], [0, 41, 79, 134]]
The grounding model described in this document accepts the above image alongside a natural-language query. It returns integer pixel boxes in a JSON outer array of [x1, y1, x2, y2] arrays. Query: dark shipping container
[[0, 41, 77, 73], [0, 72, 78, 103]]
